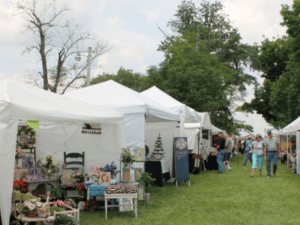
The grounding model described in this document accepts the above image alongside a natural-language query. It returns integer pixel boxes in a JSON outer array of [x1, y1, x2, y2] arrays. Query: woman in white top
[[250, 134, 265, 178]]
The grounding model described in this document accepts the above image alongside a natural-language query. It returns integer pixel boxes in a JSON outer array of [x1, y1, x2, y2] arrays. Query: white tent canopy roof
[[184, 112, 212, 130], [65, 80, 180, 122], [211, 124, 228, 136], [0, 78, 126, 225], [281, 117, 300, 133], [0, 79, 125, 124], [141, 86, 200, 123]]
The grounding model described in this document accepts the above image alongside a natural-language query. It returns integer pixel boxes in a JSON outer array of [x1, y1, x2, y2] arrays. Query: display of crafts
[[152, 134, 166, 160], [72, 170, 84, 183], [17, 126, 36, 149], [22, 198, 43, 218], [13, 180, 28, 193], [42, 155, 60, 178]]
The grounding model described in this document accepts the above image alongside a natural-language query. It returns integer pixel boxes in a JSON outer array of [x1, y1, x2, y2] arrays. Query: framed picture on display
[[135, 168, 144, 181], [123, 168, 131, 182], [134, 148, 145, 161], [99, 172, 111, 186], [119, 198, 133, 212]]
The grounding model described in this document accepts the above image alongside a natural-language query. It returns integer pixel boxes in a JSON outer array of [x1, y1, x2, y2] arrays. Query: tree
[[239, 0, 300, 129], [90, 67, 147, 92], [154, 0, 258, 134], [14, 0, 109, 93]]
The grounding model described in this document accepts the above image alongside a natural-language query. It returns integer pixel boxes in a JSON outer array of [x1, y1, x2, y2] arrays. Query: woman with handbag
[[250, 134, 265, 178]]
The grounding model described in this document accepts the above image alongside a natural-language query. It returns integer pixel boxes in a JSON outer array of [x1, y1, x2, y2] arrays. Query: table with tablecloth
[[145, 160, 171, 187], [206, 155, 218, 170]]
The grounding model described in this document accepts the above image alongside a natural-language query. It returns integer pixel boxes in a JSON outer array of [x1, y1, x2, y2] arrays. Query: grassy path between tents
[[80, 156, 300, 225]]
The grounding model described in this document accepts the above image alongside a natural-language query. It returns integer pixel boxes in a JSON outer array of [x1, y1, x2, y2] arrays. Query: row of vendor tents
[[0, 77, 226, 225]]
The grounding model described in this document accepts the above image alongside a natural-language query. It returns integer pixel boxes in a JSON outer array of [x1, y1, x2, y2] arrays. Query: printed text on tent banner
[[174, 137, 189, 182], [82, 123, 102, 135]]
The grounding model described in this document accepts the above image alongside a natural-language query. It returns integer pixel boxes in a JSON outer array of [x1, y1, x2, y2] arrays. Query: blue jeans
[[217, 149, 225, 173], [243, 151, 252, 166], [266, 151, 278, 177]]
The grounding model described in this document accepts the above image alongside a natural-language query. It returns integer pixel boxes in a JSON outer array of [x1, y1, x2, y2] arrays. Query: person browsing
[[215, 131, 226, 173], [264, 130, 280, 178], [250, 134, 265, 178]]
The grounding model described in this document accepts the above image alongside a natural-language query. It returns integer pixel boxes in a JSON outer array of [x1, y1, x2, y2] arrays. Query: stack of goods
[[105, 185, 137, 194], [106, 185, 125, 194], [124, 185, 137, 194], [152, 133, 165, 160]]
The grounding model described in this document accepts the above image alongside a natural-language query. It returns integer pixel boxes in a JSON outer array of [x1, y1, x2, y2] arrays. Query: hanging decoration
[[17, 126, 36, 149]]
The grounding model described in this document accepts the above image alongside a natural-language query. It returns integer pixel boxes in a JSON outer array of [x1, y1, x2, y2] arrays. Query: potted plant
[[50, 187, 65, 200], [42, 155, 60, 179], [13, 180, 28, 193], [72, 170, 84, 183], [50, 200, 66, 215], [104, 161, 120, 179], [137, 172, 156, 202], [84, 199, 98, 212], [120, 150, 136, 170], [22, 200, 42, 218], [53, 214, 79, 225]]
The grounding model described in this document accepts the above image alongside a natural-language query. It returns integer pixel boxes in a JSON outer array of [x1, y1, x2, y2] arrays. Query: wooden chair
[[12, 191, 54, 225], [62, 152, 85, 199], [63, 152, 85, 170]]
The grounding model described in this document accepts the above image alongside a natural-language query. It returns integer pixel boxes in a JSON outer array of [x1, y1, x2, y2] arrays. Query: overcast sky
[[0, 0, 294, 136]]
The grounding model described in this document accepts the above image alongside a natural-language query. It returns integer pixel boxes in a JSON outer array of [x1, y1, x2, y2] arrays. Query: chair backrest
[[12, 191, 31, 220], [63, 152, 85, 170]]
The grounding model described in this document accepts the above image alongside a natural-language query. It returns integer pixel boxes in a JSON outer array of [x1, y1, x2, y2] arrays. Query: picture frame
[[119, 198, 133, 212]]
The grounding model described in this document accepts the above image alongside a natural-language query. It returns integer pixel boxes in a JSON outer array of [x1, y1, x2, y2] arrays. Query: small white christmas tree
[[152, 134, 165, 160]]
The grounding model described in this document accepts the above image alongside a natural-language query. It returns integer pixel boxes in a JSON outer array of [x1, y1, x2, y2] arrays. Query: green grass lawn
[[80, 156, 300, 225]]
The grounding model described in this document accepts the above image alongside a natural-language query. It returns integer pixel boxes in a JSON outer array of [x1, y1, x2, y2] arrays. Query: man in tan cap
[[264, 130, 280, 178]]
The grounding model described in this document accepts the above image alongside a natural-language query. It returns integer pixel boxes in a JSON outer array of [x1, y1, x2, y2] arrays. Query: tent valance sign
[[174, 137, 190, 187], [82, 123, 102, 135]]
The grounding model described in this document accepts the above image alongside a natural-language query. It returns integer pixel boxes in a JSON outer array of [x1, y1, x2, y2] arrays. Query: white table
[[104, 192, 138, 220]]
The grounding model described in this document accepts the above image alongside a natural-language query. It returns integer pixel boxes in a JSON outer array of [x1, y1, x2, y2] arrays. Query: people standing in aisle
[[250, 134, 265, 178], [224, 135, 233, 170], [242, 140, 246, 155], [215, 131, 226, 173], [237, 140, 242, 155], [264, 130, 280, 178], [229, 134, 235, 163], [243, 137, 253, 166]]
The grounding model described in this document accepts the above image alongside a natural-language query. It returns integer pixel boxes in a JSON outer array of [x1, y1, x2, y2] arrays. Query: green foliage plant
[[137, 172, 156, 193], [120, 150, 136, 170], [53, 214, 79, 225], [50, 187, 65, 199]]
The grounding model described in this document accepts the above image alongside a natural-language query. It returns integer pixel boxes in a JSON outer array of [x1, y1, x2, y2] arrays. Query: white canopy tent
[[0, 79, 126, 225], [211, 125, 228, 136], [184, 122, 224, 153], [65, 80, 181, 176], [141, 86, 201, 136], [281, 119, 300, 174]]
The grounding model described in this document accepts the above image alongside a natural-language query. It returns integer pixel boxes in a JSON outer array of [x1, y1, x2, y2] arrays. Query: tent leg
[[176, 181, 178, 187]]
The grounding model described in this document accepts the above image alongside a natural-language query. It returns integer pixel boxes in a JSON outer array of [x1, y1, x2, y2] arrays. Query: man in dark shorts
[[224, 135, 233, 170], [215, 131, 226, 173]]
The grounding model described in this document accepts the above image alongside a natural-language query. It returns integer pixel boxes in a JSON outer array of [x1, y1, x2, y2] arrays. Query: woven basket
[[27, 210, 38, 218]]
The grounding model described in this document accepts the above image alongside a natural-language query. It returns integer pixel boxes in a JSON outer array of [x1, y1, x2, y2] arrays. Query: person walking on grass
[[264, 130, 280, 178], [229, 134, 235, 163], [224, 135, 233, 170], [250, 134, 265, 178], [215, 131, 226, 173], [243, 137, 253, 166]]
